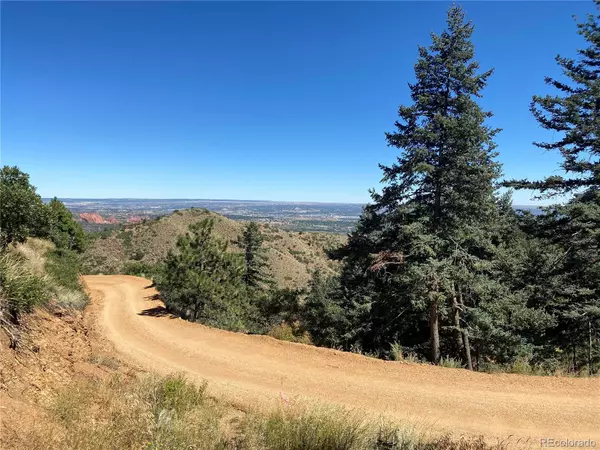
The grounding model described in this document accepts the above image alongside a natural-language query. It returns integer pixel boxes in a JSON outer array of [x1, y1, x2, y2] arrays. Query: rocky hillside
[[83, 208, 346, 288]]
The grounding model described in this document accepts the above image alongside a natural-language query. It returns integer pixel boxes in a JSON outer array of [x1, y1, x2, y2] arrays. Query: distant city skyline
[[3, 2, 596, 205]]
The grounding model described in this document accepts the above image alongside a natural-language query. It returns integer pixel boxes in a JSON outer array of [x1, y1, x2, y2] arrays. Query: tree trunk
[[572, 339, 577, 374], [429, 301, 440, 365], [458, 288, 473, 370], [451, 283, 464, 359], [462, 328, 473, 371], [589, 319, 593, 376], [193, 299, 200, 322]]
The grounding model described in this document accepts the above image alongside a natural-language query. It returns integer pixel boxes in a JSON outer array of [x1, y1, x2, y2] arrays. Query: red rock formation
[[79, 213, 105, 224], [105, 216, 120, 224]]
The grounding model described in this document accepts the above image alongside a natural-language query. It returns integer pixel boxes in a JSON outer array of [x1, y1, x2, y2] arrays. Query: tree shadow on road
[[139, 306, 171, 317]]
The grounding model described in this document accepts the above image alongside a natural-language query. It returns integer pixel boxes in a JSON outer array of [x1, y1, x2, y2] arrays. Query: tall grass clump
[[249, 405, 369, 450], [140, 373, 208, 418], [13, 238, 54, 276], [439, 358, 463, 369], [389, 342, 403, 361], [0, 251, 51, 321], [45, 247, 89, 309], [242, 406, 509, 450]]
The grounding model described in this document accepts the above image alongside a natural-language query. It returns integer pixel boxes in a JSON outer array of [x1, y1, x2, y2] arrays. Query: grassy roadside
[[12, 373, 510, 450], [2, 238, 88, 314], [0, 238, 88, 352]]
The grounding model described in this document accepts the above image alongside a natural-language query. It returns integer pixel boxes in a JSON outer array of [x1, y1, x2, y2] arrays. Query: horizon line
[[44, 197, 545, 207], [45, 197, 368, 205]]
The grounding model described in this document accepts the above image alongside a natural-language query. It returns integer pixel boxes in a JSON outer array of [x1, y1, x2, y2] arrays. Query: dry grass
[[439, 357, 463, 369], [16, 374, 225, 450], [83, 209, 346, 288], [12, 238, 55, 276], [53, 285, 88, 309], [8, 374, 513, 450], [88, 353, 121, 370]]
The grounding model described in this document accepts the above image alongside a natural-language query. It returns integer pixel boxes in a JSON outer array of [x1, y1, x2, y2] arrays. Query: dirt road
[[85, 275, 599, 442]]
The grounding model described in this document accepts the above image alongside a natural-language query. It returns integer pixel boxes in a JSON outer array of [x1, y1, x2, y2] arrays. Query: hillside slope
[[83, 208, 345, 288]]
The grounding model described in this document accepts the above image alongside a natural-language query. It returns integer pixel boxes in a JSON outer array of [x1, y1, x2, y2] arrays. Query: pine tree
[[470, 202, 557, 369], [337, 6, 503, 366], [508, 0, 599, 196], [156, 218, 252, 331], [301, 271, 349, 348], [237, 222, 273, 289], [507, 1, 600, 374]]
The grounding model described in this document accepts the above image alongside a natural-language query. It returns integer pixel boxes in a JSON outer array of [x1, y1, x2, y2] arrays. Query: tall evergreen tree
[[237, 222, 273, 289], [509, 0, 599, 196], [507, 1, 600, 374], [301, 271, 349, 348], [336, 6, 504, 367]]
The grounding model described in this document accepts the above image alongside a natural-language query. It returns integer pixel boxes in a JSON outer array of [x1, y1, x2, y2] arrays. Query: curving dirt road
[[85, 275, 600, 442]]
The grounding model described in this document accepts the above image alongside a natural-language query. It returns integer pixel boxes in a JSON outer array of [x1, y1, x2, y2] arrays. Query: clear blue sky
[[2, 1, 596, 204]]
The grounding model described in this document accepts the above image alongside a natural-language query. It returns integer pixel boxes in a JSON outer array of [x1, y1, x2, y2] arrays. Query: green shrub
[[268, 322, 312, 345], [140, 373, 208, 418], [123, 260, 157, 278], [45, 247, 89, 309], [46, 248, 83, 291], [117, 230, 133, 249], [47, 197, 86, 252]]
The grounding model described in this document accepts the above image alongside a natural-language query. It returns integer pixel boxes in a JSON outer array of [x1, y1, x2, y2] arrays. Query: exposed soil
[[86, 274, 600, 443], [0, 293, 134, 447]]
